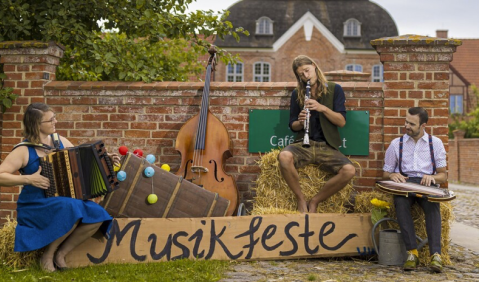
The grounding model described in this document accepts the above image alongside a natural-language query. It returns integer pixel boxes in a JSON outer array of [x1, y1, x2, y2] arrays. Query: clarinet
[[303, 80, 311, 148]]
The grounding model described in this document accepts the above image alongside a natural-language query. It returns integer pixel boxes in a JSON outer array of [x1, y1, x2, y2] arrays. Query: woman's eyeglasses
[[41, 116, 57, 123]]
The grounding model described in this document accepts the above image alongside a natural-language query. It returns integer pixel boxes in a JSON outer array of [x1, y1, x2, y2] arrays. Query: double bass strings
[[192, 55, 215, 180]]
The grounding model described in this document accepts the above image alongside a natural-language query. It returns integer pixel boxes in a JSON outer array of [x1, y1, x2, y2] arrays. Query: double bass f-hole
[[183, 159, 224, 183], [175, 46, 239, 216]]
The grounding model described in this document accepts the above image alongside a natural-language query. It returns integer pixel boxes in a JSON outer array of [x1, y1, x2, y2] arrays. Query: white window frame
[[343, 18, 362, 37], [372, 64, 384, 82], [226, 63, 244, 82], [346, 64, 363, 72], [256, 17, 274, 35], [253, 62, 271, 82], [450, 94, 463, 114]]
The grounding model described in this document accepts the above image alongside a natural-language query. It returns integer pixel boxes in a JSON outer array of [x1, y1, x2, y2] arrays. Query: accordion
[[39, 140, 119, 200]]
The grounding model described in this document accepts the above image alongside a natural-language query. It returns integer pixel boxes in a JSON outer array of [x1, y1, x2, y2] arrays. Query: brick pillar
[[372, 35, 461, 144], [0, 41, 64, 223]]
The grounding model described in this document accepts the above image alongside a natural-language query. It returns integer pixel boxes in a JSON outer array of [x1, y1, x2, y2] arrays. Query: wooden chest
[[101, 153, 230, 218]]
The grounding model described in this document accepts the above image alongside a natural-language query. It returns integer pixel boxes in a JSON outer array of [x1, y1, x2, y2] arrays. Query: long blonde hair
[[23, 103, 53, 144], [292, 55, 328, 107]]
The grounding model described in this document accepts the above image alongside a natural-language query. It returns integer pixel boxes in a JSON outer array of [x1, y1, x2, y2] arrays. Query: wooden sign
[[66, 213, 374, 267]]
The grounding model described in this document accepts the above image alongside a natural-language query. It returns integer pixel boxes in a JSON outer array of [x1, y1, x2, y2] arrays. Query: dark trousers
[[394, 178, 442, 255]]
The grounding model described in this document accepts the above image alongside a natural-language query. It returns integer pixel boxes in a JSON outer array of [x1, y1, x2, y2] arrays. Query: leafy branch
[[0, 72, 18, 113]]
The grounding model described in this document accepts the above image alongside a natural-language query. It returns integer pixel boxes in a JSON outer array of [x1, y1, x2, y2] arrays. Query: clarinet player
[[0, 103, 120, 272], [278, 55, 356, 213]]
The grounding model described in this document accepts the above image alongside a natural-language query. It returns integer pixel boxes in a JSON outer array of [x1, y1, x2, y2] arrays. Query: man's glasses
[[41, 116, 57, 123]]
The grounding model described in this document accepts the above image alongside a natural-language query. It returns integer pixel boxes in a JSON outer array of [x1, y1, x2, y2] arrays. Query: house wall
[[216, 28, 381, 82], [0, 35, 460, 224]]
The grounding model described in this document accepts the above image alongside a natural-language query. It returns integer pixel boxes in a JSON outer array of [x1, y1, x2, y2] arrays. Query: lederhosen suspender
[[398, 134, 436, 177]]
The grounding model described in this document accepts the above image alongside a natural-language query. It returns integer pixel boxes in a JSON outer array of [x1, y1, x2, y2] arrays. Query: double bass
[[175, 46, 239, 216]]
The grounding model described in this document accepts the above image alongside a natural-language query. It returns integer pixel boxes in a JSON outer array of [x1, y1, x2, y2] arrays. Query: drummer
[[382, 107, 447, 273]]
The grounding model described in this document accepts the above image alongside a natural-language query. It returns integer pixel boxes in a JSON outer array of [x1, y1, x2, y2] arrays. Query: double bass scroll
[[175, 46, 240, 216]]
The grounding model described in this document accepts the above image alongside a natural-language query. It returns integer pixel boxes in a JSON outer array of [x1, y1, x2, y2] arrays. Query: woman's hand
[[108, 153, 121, 166], [26, 166, 50, 189]]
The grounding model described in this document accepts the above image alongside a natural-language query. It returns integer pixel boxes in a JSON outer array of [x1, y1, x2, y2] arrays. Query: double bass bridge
[[191, 166, 209, 173]]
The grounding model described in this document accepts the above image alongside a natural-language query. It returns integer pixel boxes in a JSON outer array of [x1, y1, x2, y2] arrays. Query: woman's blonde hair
[[23, 103, 53, 144], [292, 55, 328, 106]]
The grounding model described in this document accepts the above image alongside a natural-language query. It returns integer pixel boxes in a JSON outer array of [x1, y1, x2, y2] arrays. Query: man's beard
[[406, 128, 420, 137]]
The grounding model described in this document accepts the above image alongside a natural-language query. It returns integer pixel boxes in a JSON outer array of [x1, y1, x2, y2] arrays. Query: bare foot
[[297, 199, 308, 213], [308, 200, 319, 213], [40, 254, 56, 272], [53, 252, 68, 269]]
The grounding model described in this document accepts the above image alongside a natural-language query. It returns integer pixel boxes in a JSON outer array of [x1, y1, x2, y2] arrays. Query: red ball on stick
[[119, 146, 129, 156], [133, 149, 143, 157]]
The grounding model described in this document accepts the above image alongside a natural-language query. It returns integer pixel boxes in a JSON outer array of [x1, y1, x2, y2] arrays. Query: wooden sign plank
[[66, 213, 374, 267]]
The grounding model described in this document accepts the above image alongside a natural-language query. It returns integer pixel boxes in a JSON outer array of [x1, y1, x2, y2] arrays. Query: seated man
[[383, 107, 447, 273], [278, 55, 356, 213]]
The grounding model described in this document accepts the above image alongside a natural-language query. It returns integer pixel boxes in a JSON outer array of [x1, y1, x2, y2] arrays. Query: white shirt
[[383, 132, 447, 177]]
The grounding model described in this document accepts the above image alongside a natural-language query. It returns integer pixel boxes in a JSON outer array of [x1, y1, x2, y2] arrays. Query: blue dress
[[14, 141, 112, 252]]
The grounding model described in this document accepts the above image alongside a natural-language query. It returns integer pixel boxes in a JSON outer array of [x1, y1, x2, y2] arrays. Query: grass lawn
[[0, 259, 231, 282]]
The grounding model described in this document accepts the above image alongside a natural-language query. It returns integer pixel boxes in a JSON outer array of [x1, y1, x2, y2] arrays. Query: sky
[[187, 0, 479, 39]]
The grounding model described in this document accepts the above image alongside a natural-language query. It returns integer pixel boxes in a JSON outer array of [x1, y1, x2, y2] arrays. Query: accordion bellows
[[40, 140, 119, 200], [101, 152, 230, 218]]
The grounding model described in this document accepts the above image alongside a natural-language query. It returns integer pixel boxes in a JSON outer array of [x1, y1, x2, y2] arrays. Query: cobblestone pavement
[[450, 186, 479, 229], [220, 185, 479, 282]]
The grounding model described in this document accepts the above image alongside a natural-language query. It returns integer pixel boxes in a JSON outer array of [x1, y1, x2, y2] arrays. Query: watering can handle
[[372, 217, 429, 255], [371, 217, 398, 256]]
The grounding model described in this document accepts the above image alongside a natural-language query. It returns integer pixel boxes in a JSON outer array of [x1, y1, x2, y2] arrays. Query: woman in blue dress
[[0, 103, 119, 272]]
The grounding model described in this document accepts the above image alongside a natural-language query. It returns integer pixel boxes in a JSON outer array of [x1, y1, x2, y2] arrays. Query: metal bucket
[[372, 218, 428, 266]]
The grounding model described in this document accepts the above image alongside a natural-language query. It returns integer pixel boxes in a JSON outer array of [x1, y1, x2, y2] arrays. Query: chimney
[[436, 30, 448, 38]]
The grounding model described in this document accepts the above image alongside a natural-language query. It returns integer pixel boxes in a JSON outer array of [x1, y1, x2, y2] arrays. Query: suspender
[[399, 134, 436, 177]]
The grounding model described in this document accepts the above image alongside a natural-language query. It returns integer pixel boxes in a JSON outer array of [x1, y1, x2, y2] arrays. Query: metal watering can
[[372, 218, 428, 266]]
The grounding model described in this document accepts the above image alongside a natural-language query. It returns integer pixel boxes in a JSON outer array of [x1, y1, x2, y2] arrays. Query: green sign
[[248, 110, 369, 155]]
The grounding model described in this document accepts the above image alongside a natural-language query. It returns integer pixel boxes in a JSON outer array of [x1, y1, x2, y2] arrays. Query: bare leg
[[278, 151, 308, 213], [40, 220, 79, 272], [308, 164, 356, 213], [53, 222, 103, 268]]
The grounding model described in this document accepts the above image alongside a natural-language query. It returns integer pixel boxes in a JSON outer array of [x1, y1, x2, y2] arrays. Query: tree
[[0, 0, 248, 82], [449, 85, 479, 138]]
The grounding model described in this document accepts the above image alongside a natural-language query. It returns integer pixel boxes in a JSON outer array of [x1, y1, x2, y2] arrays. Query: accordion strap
[[12, 133, 61, 151]]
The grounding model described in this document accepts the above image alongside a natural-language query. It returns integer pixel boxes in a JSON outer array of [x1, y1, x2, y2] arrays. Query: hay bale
[[0, 216, 41, 269], [252, 149, 354, 214], [354, 190, 453, 265]]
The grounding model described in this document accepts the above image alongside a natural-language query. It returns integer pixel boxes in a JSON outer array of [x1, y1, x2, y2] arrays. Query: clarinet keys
[[303, 80, 311, 148]]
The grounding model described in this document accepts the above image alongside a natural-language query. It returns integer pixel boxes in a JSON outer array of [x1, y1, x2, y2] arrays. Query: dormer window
[[343, 18, 361, 37], [256, 17, 273, 35]]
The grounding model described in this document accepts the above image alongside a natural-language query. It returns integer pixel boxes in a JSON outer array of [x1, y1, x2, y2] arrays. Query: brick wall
[[0, 36, 461, 224], [449, 130, 479, 185], [371, 35, 460, 181]]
